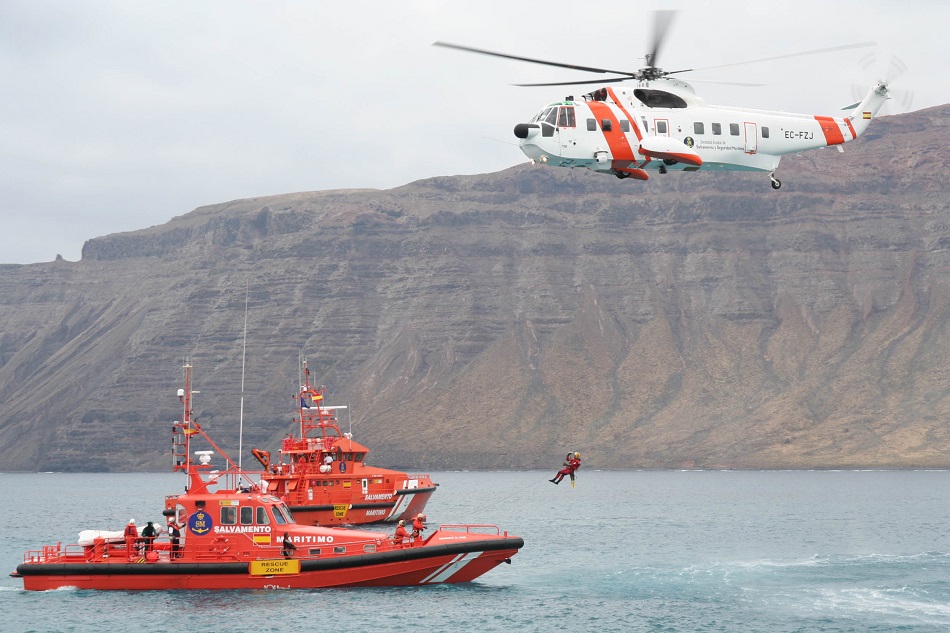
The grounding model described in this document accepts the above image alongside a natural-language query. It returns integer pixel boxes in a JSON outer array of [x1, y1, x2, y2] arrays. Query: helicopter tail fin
[[846, 81, 889, 138]]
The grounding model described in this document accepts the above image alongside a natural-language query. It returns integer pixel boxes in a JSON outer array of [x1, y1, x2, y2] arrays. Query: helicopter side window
[[694, 122, 705, 135], [587, 118, 596, 131], [712, 123, 722, 135], [762, 126, 770, 138], [601, 119, 612, 132], [620, 119, 630, 133], [656, 121, 668, 134], [558, 106, 576, 128], [730, 123, 740, 136], [641, 117, 650, 133]]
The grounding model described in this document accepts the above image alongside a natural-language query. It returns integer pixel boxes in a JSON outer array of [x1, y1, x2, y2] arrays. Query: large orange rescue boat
[[252, 360, 436, 526], [11, 364, 523, 591]]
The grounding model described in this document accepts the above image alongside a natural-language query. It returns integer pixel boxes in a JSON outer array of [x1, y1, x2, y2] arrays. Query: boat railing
[[437, 524, 503, 536]]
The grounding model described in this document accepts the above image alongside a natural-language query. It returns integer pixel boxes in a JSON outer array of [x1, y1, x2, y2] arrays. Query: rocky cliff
[[1, 105, 948, 472]]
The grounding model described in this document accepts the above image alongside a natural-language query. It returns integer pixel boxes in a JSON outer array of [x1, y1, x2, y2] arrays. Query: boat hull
[[288, 485, 436, 526], [16, 537, 523, 591]]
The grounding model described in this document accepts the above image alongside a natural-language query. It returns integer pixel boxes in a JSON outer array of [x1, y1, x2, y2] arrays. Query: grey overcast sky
[[1, 0, 947, 264]]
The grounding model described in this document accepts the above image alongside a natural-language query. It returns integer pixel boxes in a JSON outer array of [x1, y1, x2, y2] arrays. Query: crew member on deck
[[281, 532, 297, 558], [411, 513, 427, 542], [124, 519, 138, 553], [140, 521, 159, 552], [392, 520, 410, 545], [167, 519, 182, 558]]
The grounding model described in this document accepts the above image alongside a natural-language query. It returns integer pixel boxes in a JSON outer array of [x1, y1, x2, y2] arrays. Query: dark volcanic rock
[[1, 106, 949, 472]]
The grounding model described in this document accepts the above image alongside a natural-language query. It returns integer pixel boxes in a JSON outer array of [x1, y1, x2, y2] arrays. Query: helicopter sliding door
[[744, 122, 757, 154]]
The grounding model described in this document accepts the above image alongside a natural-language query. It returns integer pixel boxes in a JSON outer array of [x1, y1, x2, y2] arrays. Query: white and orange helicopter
[[436, 12, 891, 189]]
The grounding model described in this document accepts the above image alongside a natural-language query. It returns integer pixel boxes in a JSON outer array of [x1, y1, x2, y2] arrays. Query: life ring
[[339, 461, 347, 473], [212, 536, 230, 555]]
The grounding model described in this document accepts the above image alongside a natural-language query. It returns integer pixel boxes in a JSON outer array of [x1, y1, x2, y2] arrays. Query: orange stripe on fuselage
[[587, 100, 636, 164], [814, 115, 845, 145], [844, 118, 857, 140], [605, 88, 644, 142]]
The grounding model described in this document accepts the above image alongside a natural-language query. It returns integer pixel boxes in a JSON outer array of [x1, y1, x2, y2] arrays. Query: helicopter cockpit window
[[633, 89, 687, 109], [558, 107, 575, 128], [543, 108, 558, 126]]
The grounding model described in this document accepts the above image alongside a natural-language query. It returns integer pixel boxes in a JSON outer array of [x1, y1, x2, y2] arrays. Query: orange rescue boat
[[11, 363, 522, 591]]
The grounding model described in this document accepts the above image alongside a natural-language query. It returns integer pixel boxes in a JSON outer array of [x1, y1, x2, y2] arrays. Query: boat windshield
[[272, 502, 295, 525]]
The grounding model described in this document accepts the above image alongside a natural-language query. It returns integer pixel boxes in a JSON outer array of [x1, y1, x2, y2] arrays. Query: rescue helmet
[[418, 513, 426, 519], [574, 452, 580, 458], [398, 520, 405, 526], [129, 518, 135, 524]]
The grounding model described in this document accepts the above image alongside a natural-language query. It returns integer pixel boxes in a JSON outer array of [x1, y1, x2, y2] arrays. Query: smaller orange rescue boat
[[11, 364, 522, 591], [252, 360, 436, 526]]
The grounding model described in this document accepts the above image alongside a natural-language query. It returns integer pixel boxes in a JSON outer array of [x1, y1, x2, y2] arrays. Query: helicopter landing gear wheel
[[769, 173, 781, 190]]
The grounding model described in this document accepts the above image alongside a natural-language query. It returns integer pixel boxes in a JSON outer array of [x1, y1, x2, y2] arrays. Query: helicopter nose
[[513, 123, 539, 139]]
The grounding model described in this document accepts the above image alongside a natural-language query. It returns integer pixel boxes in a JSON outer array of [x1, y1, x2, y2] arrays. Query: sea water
[[1, 470, 949, 632]]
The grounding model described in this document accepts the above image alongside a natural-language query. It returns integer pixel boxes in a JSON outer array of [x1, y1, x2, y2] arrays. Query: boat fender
[[339, 462, 347, 473]]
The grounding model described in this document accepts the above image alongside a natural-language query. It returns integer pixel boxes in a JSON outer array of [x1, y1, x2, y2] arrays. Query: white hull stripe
[[384, 493, 411, 520], [420, 551, 483, 584]]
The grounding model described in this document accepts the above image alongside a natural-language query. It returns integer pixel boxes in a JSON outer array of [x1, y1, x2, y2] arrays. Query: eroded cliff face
[[1, 106, 948, 472]]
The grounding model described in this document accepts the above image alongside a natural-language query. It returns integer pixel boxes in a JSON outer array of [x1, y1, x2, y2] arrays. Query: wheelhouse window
[[712, 123, 722, 135], [221, 506, 237, 525], [693, 122, 704, 134], [240, 506, 253, 525], [558, 106, 575, 127], [730, 123, 740, 136], [256, 507, 270, 525]]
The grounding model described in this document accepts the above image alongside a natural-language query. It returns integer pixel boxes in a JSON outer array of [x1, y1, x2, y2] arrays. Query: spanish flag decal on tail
[[863, 112, 872, 120]]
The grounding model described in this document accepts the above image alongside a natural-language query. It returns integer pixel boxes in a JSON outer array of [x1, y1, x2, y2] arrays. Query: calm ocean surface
[[1, 470, 949, 632]]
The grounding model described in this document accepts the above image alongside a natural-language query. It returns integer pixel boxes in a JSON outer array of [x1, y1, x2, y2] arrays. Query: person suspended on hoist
[[550, 451, 581, 485]]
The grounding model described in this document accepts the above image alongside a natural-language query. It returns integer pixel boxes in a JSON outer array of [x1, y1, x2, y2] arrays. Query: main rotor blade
[[513, 76, 634, 87], [433, 41, 637, 77], [687, 41, 877, 73], [647, 10, 677, 69]]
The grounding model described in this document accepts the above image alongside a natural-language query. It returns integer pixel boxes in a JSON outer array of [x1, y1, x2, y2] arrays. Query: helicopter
[[435, 12, 891, 189]]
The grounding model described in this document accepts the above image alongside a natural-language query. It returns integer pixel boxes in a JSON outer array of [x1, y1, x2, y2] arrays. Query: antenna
[[238, 280, 249, 471]]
